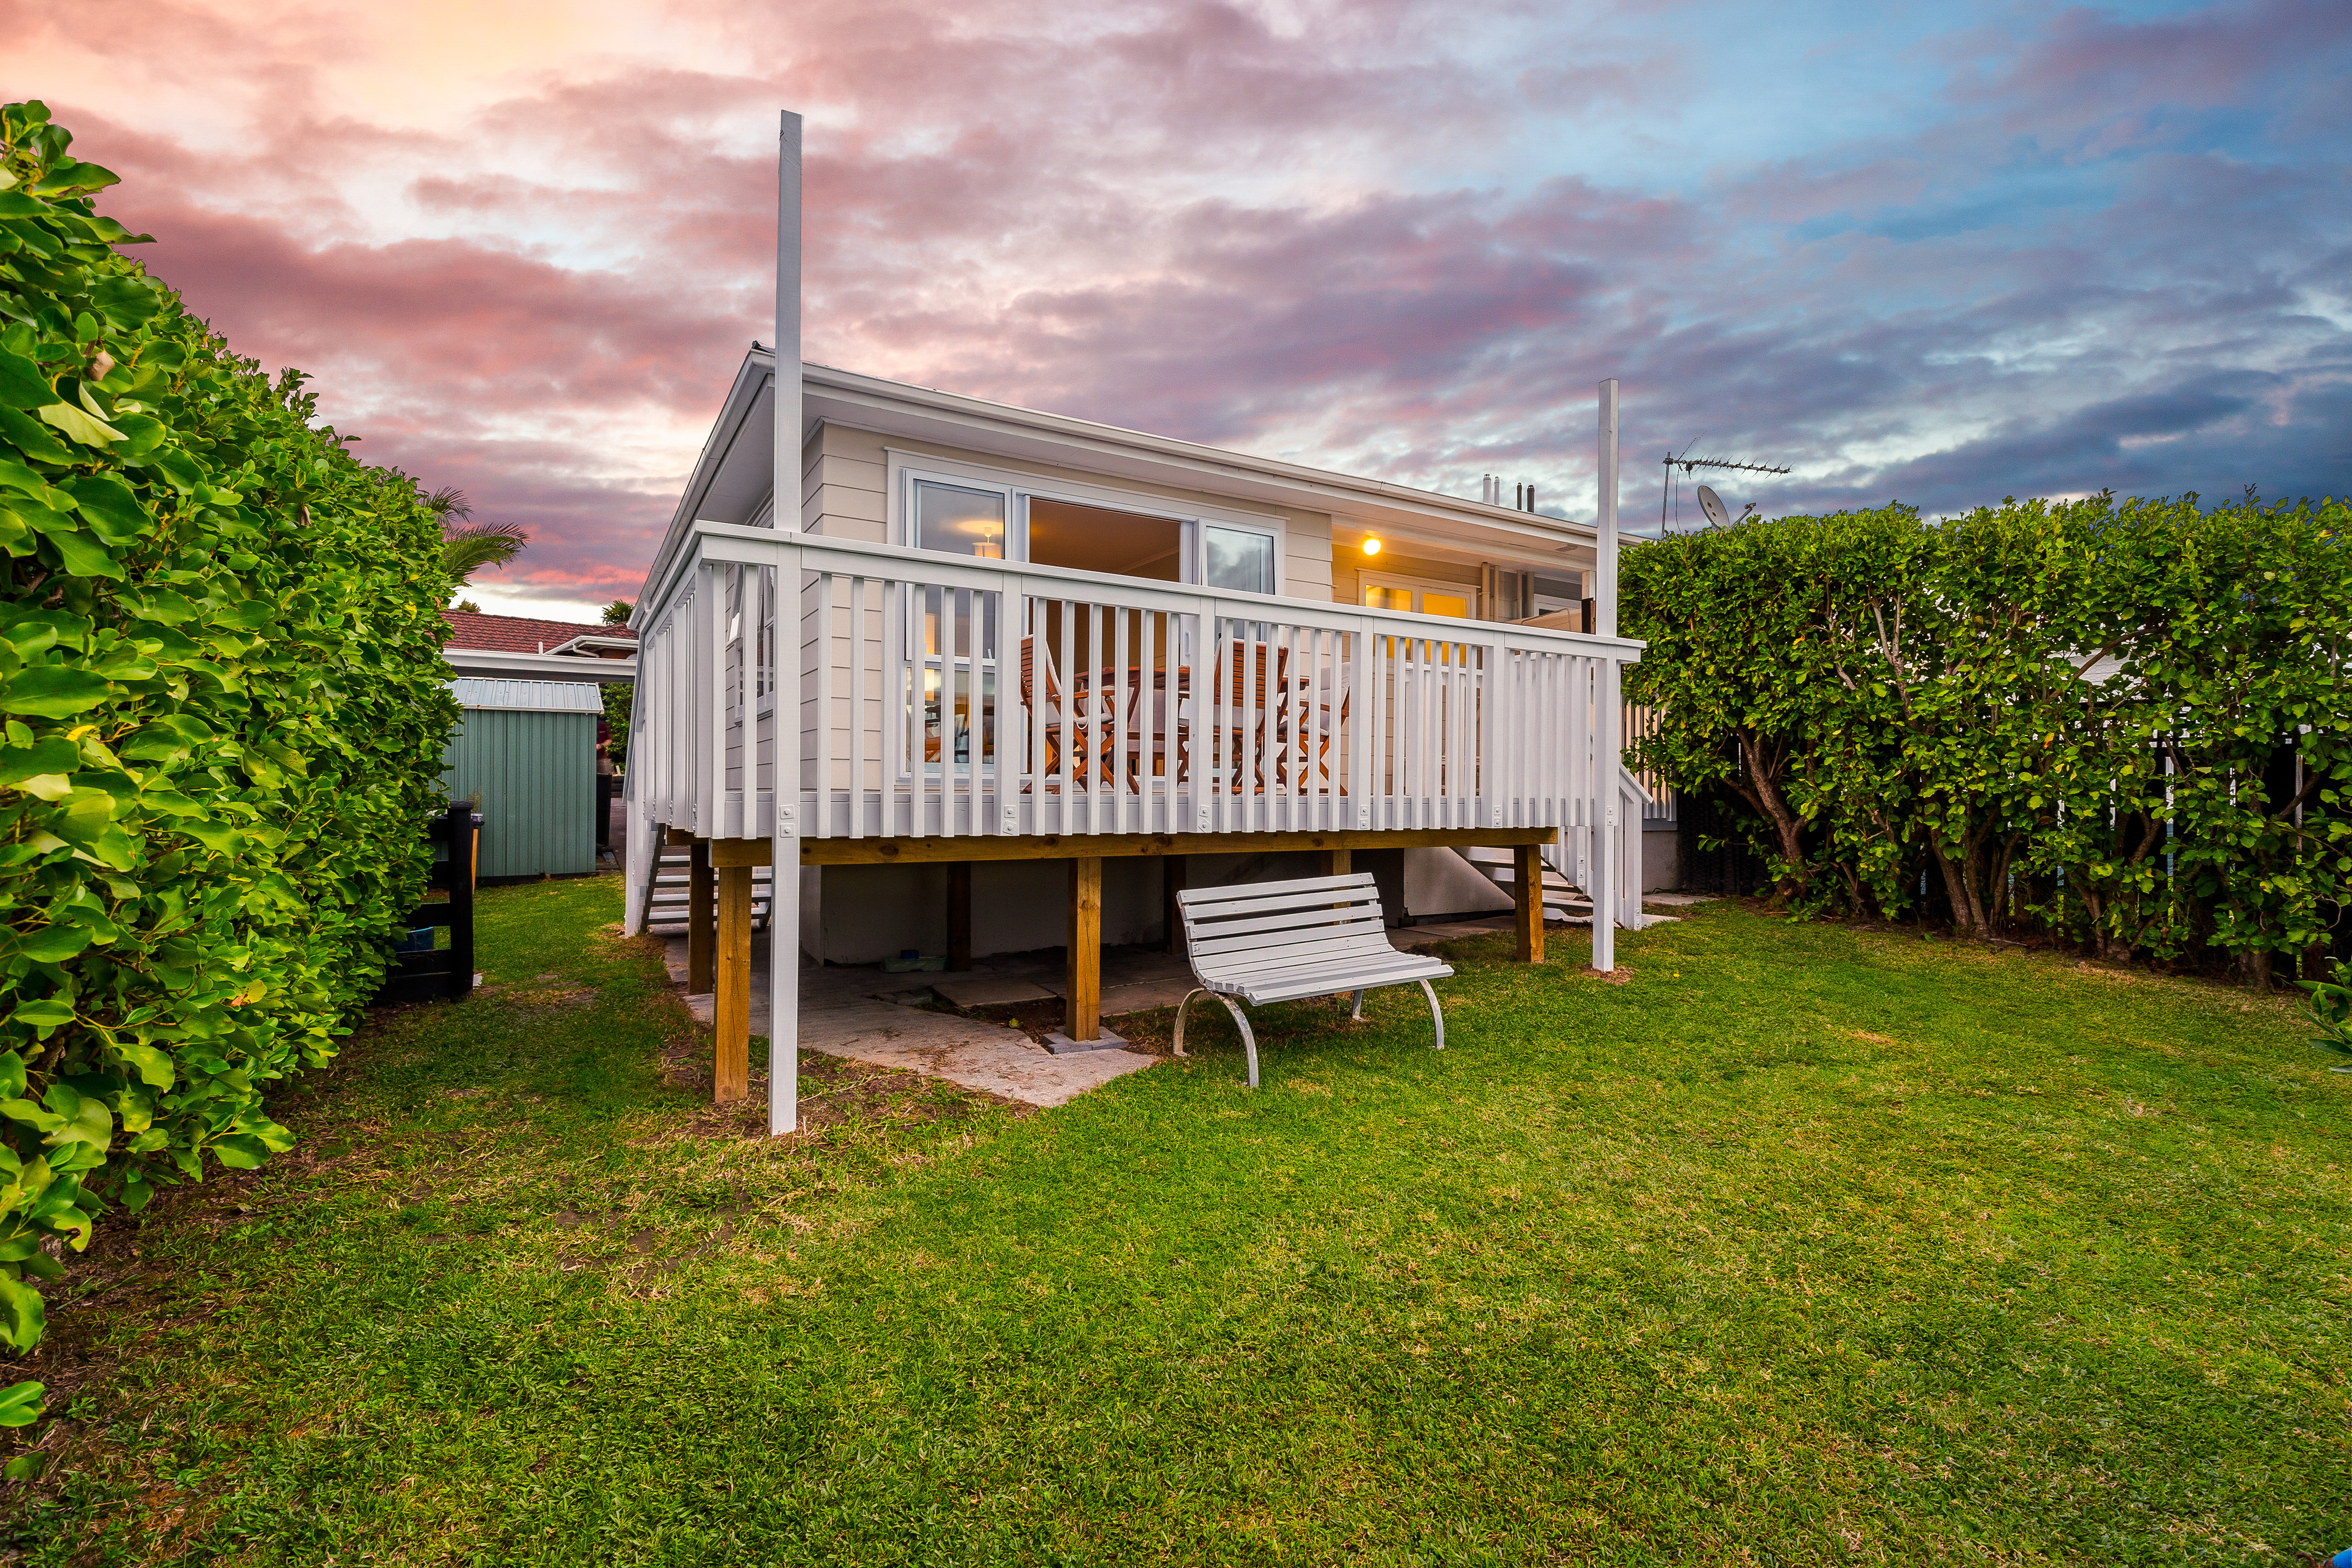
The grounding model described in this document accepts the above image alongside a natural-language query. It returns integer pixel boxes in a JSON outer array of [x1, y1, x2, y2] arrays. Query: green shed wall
[[441, 708, 597, 879]]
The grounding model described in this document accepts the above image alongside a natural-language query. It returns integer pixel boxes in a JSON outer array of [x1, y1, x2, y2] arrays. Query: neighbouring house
[[441, 611, 637, 881], [620, 112, 1651, 1133]]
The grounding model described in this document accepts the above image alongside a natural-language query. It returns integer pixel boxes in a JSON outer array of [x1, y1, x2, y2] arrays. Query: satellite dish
[[1695, 484, 1731, 529]]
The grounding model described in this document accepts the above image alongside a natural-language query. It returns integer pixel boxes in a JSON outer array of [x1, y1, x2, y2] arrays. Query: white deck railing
[[623, 522, 1643, 927]]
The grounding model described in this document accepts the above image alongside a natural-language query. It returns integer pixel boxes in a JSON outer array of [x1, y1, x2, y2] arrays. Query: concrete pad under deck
[[663, 934, 1153, 1109]]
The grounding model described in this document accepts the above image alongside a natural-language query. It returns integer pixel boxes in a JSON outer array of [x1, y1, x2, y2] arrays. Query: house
[[620, 111, 1648, 1134], [441, 611, 637, 880]]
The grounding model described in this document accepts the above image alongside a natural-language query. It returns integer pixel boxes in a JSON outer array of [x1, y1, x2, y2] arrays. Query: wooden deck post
[[1513, 842, 1545, 964], [1321, 846, 1352, 878], [1067, 855, 1102, 1041], [1162, 855, 1186, 953], [947, 861, 972, 971], [687, 839, 715, 995], [715, 864, 753, 1102]]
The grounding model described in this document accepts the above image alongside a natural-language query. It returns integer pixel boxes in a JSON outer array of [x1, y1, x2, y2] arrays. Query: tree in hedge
[[1622, 491, 2352, 979], [0, 100, 458, 1391], [1618, 512, 1850, 900]]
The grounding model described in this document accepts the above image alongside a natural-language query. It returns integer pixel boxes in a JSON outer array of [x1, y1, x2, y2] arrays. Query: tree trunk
[[1928, 835, 1976, 935], [1734, 731, 1809, 898]]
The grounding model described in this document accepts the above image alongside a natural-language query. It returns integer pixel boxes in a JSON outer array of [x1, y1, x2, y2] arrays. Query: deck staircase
[[641, 839, 774, 935], [1452, 846, 1592, 921]]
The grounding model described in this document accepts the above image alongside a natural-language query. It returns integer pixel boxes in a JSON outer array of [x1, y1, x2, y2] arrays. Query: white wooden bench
[[1173, 871, 1452, 1087]]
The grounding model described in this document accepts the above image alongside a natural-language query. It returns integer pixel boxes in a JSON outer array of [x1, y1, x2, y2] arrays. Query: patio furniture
[[1172, 871, 1452, 1088]]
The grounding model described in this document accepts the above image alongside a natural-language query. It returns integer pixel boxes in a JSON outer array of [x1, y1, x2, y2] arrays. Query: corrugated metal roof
[[450, 677, 606, 713]]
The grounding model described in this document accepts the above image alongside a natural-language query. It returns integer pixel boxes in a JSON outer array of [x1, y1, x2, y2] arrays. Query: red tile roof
[[442, 610, 637, 655]]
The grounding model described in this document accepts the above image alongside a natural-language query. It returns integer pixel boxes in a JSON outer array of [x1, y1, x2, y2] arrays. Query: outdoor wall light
[[1361, 537, 1382, 556]]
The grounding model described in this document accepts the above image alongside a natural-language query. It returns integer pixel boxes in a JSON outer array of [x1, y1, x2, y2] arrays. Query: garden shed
[[442, 677, 604, 880]]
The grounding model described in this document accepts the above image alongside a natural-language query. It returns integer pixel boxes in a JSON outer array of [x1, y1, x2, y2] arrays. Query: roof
[[443, 610, 638, 656], [636, 350, 1608, 618], [449, 677, 606, 714]]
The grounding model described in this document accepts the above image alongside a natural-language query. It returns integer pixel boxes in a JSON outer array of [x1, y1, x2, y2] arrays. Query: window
[[1362, 572, 1477, 619], [1029, 497, 1183, 581], [914, 479, 1007, 559], [1202, 525, 1275, 594], [899, 459, 1284, 595]]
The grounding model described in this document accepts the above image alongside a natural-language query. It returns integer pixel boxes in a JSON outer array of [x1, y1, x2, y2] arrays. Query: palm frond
[[442, 518, 528, 585]]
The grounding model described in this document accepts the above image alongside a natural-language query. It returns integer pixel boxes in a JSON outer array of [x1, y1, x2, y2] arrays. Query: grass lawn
[[3, 880, 2346, 1565]]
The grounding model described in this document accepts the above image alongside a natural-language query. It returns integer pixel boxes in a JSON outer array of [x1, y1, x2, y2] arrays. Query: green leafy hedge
[[1624, 494, 2352, 982], [0, 101, 457, 1360]]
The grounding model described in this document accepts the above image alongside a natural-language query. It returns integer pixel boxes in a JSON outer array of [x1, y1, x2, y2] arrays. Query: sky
[[8, 0, 2349, 619]]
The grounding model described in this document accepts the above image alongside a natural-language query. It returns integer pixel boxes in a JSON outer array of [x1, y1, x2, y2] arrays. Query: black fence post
[[369, 802, 479, 1007], [442, 802, 475, 1000]]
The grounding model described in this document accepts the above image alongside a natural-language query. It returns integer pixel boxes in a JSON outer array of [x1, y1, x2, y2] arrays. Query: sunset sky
[[11, 0, 2349, 619]]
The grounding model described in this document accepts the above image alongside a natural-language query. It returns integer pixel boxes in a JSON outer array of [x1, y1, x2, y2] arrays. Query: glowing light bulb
[[1361, 537, 1382, 557]]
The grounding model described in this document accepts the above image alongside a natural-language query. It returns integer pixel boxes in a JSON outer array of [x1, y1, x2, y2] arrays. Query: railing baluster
[[813, 568, 832, 842], [1027, 594, 1043, 838], [845, 576, 862, 838], [949, 584, 967, 838], [1058, 597, 1076, 838]]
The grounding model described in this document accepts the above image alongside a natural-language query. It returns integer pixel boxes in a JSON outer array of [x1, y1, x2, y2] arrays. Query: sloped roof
[[442, 610, 637, 655]]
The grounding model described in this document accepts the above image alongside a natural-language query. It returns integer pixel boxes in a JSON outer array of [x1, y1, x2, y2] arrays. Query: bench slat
[[1181, 904, 1384, 944], [1192, 932, 1405, 973], [1225, 959, 1451, 1005], [1177, 871, 1376, 907], [1180, 888, 1381, 924], [1208, 944, 1438, 987], [1186, 914, 1388, 957]]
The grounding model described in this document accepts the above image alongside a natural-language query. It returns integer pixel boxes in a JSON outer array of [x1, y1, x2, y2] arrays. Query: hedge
[[0, 100, 458, 1370], [1623, 494, 2352, 984]]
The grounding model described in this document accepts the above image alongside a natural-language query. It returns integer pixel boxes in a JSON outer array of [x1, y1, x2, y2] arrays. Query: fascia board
[[445, 646, 638, 684]]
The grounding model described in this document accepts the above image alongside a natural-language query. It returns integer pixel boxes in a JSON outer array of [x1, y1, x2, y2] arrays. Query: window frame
[[887, 450, 1287, 595], [1358, 569, 1482, 619]]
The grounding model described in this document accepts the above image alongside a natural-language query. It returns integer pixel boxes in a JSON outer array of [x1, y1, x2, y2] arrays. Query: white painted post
[[775, 109, 803, 536], [1596, 379, 1618, 638], [770, 110, 805, 1136], [1592, 380, 1619, 971]]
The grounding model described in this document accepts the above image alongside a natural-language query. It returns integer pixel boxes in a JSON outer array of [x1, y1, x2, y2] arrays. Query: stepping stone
[[1098, 978, 1198, 1014], [933, 973, 1058, 1008]]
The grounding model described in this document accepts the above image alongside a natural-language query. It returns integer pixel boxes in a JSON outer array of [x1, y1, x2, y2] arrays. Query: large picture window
[[898, 460, 1282, 595]]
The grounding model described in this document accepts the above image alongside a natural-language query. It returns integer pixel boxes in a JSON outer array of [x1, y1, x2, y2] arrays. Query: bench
[[1173, 871, 1452, 1088]]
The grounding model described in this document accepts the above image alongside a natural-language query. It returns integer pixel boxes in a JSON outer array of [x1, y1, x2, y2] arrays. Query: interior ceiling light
[[1361, 537, 1382, 556]]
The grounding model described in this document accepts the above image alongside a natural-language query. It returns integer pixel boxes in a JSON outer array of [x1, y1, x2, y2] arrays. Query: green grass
[[4, 882, 2347, 1564]]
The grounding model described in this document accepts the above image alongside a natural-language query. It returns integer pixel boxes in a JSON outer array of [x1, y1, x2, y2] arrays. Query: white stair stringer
[[1453, 846, 1590, 918]]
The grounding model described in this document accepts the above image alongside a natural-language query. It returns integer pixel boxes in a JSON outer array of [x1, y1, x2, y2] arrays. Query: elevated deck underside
[[650, 787, 1596, 844]]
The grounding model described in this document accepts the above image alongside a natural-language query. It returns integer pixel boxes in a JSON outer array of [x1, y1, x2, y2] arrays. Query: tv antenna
[[1660, 446, 1790, 534]]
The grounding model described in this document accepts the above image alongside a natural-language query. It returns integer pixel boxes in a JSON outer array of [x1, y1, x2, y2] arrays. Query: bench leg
[[1221, 996, 1261, 1088], [1172, 987, 1261, 1087], [1172, 988, 1203, 1057], [1350, 988, 1366, 1021], [1418, 978, 1445, 1053]]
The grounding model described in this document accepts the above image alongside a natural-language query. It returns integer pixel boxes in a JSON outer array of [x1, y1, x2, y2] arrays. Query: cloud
[[6, 0, 2346, 611]]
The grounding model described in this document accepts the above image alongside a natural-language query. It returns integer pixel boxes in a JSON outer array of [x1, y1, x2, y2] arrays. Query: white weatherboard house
[[621, 113, 1649, 1134]]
